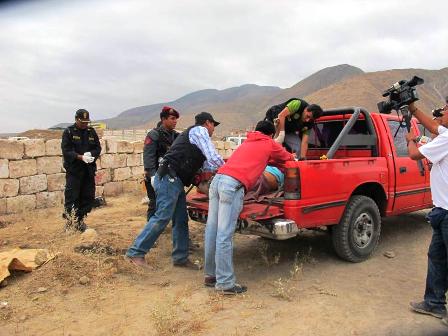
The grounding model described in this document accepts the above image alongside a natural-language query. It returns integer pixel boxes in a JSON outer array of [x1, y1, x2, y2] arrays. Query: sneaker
[[173, 259, 201, 270], [410, 301, 447, 319], [219, 284, 247, 295], [204, 276, 216, 287]]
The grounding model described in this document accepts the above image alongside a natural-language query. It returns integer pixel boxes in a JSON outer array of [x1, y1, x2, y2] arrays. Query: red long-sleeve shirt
[[218, 131, 294, 191]]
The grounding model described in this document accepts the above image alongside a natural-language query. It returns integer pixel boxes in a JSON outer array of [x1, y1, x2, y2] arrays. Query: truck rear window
[[308, 119, 370, 149]]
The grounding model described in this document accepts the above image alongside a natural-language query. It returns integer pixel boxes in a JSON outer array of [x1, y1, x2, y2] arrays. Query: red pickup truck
[[187, 107, 433, 262]]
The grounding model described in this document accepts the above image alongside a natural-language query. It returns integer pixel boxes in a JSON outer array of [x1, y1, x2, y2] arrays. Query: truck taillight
[[284, 167, 300, 200]]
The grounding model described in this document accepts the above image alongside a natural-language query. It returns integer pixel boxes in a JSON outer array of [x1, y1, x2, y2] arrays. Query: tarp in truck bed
[[187, 191, 284, 221]]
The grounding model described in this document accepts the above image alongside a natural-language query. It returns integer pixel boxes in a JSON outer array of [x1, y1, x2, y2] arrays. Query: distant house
[[222, 135, 246, 146]]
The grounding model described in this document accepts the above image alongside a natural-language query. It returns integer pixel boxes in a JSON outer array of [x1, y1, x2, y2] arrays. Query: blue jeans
[[424, 207, 448, 310], [126, 174, 189, 264], [204, 174, 244, 290]]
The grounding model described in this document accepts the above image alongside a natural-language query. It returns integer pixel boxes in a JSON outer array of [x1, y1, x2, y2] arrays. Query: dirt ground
[[1, 193, 447, 336]]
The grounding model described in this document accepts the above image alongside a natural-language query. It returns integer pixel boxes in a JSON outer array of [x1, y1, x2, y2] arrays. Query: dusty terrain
[[1, 193, 447, 336]]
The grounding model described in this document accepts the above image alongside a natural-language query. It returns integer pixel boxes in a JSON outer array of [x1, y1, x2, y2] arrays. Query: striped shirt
[[189, 126, 224, 170]]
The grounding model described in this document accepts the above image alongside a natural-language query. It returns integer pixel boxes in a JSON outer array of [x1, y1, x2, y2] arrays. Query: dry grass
[[271, 251, 306, 301], [206, 292, 226, 312], [63, 208, 78, 232], [151, 302, 184, 336], [150, 289, 206, 336]]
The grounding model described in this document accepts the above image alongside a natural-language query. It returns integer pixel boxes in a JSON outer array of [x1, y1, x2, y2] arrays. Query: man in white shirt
[[407, 102, 448, 327]]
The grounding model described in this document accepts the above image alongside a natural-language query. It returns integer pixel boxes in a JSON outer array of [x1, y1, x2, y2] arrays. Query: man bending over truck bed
[[204, 120, 295, 294]]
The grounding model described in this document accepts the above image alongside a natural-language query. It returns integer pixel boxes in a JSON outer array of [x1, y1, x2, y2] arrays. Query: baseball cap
[[194, 112, 220, 126], [75, 109, 90, 123], [161, 106, 180, 118]]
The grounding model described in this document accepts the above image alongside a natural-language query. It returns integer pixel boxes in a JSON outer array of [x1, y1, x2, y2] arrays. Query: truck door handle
[[399, 167, 407, 173]]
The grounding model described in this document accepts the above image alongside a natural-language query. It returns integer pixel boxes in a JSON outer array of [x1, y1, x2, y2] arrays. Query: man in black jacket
[[126, 112, 223, 268], [143, 106, 179, 220], [61, 109, 101, 232], [265, 98, 323, 159]]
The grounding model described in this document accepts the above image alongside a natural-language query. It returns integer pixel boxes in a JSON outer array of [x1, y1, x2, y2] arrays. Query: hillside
[[100, 65, 448, 134], [102, 84, 282, 130]]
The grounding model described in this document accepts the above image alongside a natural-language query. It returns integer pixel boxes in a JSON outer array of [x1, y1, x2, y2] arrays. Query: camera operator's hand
[[409, 102, 417, 114], [405, 130, 417, 143]]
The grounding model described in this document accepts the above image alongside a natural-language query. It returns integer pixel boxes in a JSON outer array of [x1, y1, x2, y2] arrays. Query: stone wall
[[0, 138, 237, 214]]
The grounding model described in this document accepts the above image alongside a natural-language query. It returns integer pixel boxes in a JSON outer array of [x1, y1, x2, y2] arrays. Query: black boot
[[75, 216, 88, 232]]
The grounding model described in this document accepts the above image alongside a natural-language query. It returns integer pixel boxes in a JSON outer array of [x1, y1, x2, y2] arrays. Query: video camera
[[377, 76, 426, 177], [377, 76, 424, 114]]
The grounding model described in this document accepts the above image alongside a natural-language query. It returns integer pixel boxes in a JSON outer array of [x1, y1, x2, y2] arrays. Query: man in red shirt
[[204, 120, 295, 294]]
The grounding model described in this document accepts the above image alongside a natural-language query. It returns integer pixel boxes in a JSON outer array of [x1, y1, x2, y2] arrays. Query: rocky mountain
[[99, 64, 448, 135], [270, 64, 365, 103]]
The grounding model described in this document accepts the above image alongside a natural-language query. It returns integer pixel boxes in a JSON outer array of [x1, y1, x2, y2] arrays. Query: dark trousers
[[424, 207, 448, 310], [64, 168, 95, 220], [145, 178, 156, 221]]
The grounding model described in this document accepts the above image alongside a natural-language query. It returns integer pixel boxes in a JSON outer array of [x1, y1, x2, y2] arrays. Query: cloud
[[0, 0, 447, 132]]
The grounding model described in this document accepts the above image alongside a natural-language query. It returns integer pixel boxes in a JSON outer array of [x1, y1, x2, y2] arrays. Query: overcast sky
[[0, 0, 447, 133]]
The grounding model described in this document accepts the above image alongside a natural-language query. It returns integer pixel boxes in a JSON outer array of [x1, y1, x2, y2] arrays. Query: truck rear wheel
[[331, 195, 381, 262]]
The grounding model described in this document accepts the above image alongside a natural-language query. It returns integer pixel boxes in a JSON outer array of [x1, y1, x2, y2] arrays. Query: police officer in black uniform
[[143, 106, 179, 220], [61, 109, 101, 231]]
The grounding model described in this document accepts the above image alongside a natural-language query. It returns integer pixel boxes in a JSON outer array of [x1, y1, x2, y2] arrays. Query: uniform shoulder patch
[[144, 136, 152, 145]]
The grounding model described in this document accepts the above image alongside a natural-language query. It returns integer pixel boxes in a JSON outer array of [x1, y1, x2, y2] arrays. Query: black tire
[[331, 195, 381, 262]]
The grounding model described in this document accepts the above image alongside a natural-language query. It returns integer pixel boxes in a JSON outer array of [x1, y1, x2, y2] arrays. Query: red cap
[[161, 106, 179, 118]]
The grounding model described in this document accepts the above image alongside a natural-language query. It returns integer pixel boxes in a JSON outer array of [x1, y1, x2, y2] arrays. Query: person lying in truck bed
[[244, 166, 284, 202]]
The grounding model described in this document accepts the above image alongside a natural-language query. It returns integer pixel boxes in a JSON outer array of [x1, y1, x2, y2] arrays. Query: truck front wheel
[[331, 195, 381, 262]]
